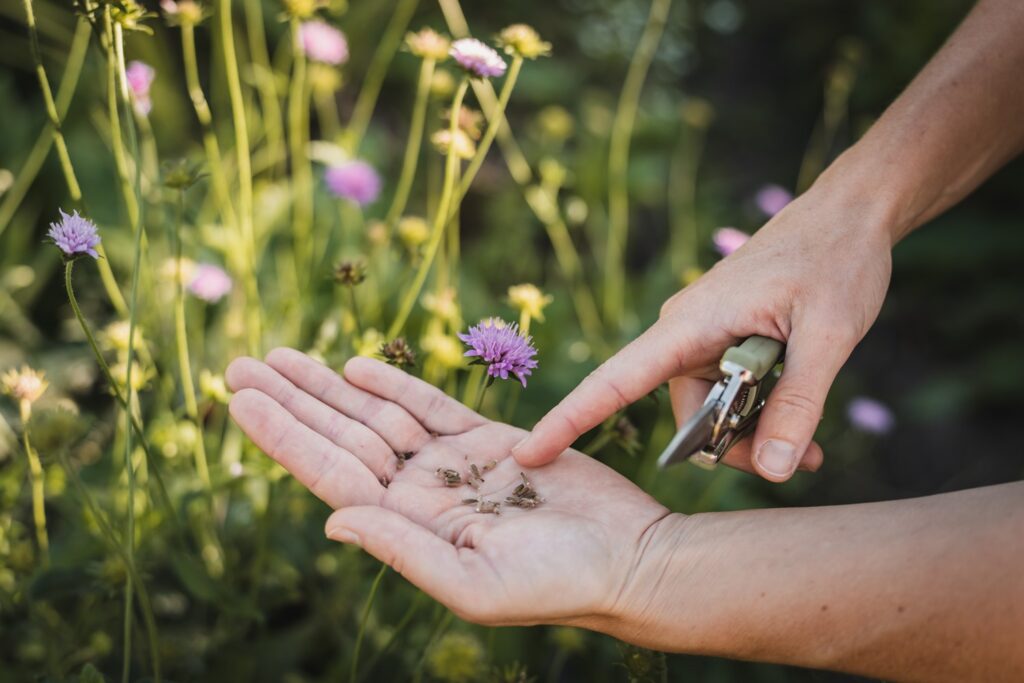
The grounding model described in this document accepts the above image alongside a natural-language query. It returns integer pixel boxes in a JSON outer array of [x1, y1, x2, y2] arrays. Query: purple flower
[[458, 317, 538, 387], [188, 263, 232, 303], [48, 209, 101, 259], [300, 20, 349, 65], [325, 161, 381, 206], [449, 38, 507, 79], [711, 227, 749, 256], [847, 397, 895, 435], [126, 60, 155, 115], [754, 184, 793, 217]]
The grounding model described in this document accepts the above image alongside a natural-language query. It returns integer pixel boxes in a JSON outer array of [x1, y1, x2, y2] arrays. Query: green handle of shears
[[722, 335, 784, 381]]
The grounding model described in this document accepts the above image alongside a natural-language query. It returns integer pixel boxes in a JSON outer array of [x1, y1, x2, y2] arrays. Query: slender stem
[[21, 0, 81, 199], [349, 563, 388, 683], [452, 56, 523, 208], [0, 15, 88, 236], [289, 17, 314, 282], [218, 0, 262, 355], [603, 0, 672, 329], [347, 286, 362, 336], [356, 591, 427, 683], [313, 85, 342, 141], [344, 0, 420, 153], [181, 22, 238, 232], [474, 373, 491, 413], [386, 79, 469, 339], [20, 408, 48, 566], [243, 0, 286, 177], [411, 609, 454, 683], [174, 192, 211, 487], [383, 57, 435, 230], [668, 122, 706, 275]]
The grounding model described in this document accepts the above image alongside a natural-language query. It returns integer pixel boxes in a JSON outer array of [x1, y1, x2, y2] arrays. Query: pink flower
[[847, 397, 895, 435], [300, 20, 349, 65], [188, 264, 232, 303], [712, 227, 749, 256], [449, 38, 507, 79], [324, 161, 381, 206], [126, 60, 155, 115], [754, 184, 793, 217]]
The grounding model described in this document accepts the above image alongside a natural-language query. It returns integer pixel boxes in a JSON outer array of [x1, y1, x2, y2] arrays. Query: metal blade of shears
[[656, 400, 718, 469]]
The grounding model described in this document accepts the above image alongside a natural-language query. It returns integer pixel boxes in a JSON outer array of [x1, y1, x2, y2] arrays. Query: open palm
[[225, 348, 670, 627]]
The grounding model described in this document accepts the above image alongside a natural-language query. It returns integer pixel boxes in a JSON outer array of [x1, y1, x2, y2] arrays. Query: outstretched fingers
[[229, 388, 385, 508]]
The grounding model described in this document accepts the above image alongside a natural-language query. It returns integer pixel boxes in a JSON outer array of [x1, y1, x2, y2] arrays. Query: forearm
[[815, 0, 1024, 243], [614, 482, 1024, 681]]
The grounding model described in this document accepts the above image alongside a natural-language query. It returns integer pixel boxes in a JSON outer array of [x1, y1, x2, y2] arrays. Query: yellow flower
[[535, 105, 574, 141], [354, 328, 385, 358], [497, 24, 551, 59], [421, 287, 460, 323], [281, 0, 326, 19], [682, 266, 704, 286], [110, 361, 154, 393], [397, 216, 429, 248], [308, 62, 344, 94], [427, 632, 483, 683], [100, 320, 147, 354], [430, 128, 476, 160], [160, 256, 197, 284], [405, 28, 450, 61], [507, 284, 553, 322], [430, 69, 456, 98], [2, 366, 48, 405], [421, 331, 464, 370], [199, 370, 230, 404]]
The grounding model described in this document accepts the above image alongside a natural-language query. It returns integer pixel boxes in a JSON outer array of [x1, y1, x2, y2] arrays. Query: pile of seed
[[432, 461, 544, 515]]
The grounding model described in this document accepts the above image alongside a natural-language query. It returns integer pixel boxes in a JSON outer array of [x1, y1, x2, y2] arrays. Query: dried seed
[[475, 499, 501, 515], [435, 468, 463, 487], [461, 497, 481, 506], [482, 459, 498, 472]]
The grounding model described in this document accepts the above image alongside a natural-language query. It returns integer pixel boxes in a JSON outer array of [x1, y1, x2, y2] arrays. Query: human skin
[[511, 0, 1024, 481], [225, 352, 1024, 682]]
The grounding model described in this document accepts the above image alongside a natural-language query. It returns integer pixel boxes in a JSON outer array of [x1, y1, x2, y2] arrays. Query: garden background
[[0, 0, 1021, 681]]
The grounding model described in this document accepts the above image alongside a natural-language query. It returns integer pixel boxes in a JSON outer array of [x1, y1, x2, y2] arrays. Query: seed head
[[380, 338, 416, 368], [333, 260, 367, 286]]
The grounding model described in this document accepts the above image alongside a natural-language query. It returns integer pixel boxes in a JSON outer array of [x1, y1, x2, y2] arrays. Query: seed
[[482, 459, 498, 472]]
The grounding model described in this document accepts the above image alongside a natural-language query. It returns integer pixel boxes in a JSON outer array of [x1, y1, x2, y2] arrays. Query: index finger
[[512, 319, 704, 466]]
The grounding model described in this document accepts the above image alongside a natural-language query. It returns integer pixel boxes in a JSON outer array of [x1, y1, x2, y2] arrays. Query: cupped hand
[[512, 184, 894, 481], [225, 349, 671, 628]]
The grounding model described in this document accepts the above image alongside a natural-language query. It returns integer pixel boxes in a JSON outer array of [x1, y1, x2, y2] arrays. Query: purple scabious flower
[[711, 227, 749, 256], [449, 38, 506, 79], [325, 161, 381, 206], [458, 317, 538, 387], [126, 60, 155, 115], [48, 209, 101, 259], [188, 263, 232, 303], [847, 397, 895, 435], [300, 20, 349, 65], [754, 184, 793, 217]]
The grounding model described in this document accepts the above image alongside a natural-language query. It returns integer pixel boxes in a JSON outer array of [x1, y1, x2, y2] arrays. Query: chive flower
[[48, 209, 101, 260], [188, 263, 232, 303], [449, 38, 506, 79], [711, 227, 749, 256], [458, 317, 538, 387], [300, 20, 349, 65], [325, 161, 381, 206]]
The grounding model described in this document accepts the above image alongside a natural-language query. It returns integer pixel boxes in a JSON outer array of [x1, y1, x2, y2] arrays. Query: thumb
[[751, 330, 851, 482], [513, 320, 701, 467]]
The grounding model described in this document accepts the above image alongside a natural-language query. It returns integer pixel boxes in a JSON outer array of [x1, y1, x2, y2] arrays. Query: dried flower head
[[160, 0, 206, 26], [48, 209, 101, 260], [325, 161, 381, 206], [300, 20, 349, 65], [2, 366, 48, 405], [612, 415, 641, 456], [405, 27, 450, 61], [445, 106, 484, 140], [430, 128, 476, 159], [711, 227, 749, 256], [497, 24, 551, 59], [507, 284, 553, 322], [380, 338, 416, 368], [397, 216, 429, 249], [333, 260, 367, 286], [449, 38, 506, 79], [754, 184, 793, 217], [458, 317, 538, 387], [188, 263, 232, 303], [162, 158, 204, 190], [126, 61, 155, 116]]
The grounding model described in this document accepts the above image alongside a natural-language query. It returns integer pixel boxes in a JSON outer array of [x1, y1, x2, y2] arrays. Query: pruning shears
[[656, 336, 785, 468]]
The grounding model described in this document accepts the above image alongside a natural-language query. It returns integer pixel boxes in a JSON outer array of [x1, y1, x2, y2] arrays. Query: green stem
[[474, 373, 492, 413], [356, 591, 426, 683], [603, 0, 672, 329], [386, 79, 469, 339], [20, 0, 80, 199], [349, 563, 388, 683], [347, 286, 362, 336], [344, 0, 420, 153], [452, 55, 523, 209], [668, 121, 706, 276], [244, 0, 286, 177], [21, 410, 48, 566], [383, 57, 435, 230], [181, 21, 238, 234], [289, 17, 314, 282], [411, 609, 454, 683], [174, 192, 211, 487], [218, 0, 262, 355], [313, 85, 342, 142]]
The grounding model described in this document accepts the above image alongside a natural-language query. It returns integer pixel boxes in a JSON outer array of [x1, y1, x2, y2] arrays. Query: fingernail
[[327, 527, 361, 545], [755, 439, 799, 478]]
